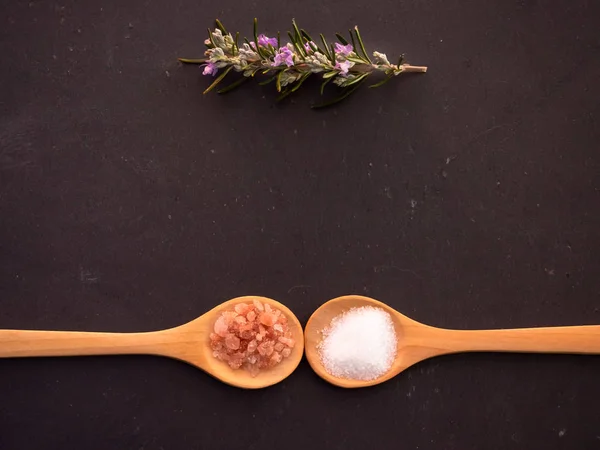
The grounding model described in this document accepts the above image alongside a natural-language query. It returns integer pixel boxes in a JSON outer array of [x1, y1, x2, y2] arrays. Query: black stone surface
[[1, 0, 599, 449]]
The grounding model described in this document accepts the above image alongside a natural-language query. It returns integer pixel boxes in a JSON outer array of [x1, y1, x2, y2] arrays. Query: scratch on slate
[[288, 285, 311, 293], [373, 265, 422, 279]]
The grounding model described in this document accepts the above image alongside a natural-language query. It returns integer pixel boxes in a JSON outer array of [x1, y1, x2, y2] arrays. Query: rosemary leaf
[[253, 18, 265, 58], [347, 56, 366, 64], [303, 29, 326, 53], [349, 29, 358, 58], [369, 74, 394, 88], [287, 31, 296, 45], [203, 66, 233, 94], [342, 72, 369, 87], [311, 78, 366, 109], [335, 33, 349, 45], [295, 41, 307, 57], [292, 19, 303, 45], [329, 43, 337, 64], [320, 34, 332, 60], [207, 28, 217, 48], [178, 58, 206, 64], [215, 19, 227, 34], [320, 77, 332, 95], [301, 29, 314, 43], [258, 75, 277, 85], [276, 87, 291, 101], [217, 77, 248, 94], [291, 73, 311, 91], [277, 73, 310, 101], [354, 26, 372, 63]]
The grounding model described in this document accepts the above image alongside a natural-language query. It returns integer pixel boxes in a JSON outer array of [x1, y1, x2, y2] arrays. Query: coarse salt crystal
[[318, 306, 397, 381], [210, 300, 296, 375]]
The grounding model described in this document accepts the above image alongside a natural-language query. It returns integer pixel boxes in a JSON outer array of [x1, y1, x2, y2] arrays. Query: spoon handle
[[426, 325, 600, 354], [0, 329, 173, 358]]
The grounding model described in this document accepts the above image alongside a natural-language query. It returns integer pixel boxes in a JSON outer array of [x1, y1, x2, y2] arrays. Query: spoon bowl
[[0, 296, 303, 389], [305, 295, 600, 388]]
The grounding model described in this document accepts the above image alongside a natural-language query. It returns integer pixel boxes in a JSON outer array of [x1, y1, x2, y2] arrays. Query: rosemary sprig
[[180, 18, 427, 108]]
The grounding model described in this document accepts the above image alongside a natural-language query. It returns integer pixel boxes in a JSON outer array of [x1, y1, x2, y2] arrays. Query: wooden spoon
[[0, 296, 303, 389], [305, 295, 600, 388]]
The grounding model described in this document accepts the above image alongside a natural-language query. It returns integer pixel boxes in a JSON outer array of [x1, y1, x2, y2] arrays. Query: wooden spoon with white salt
[[305, 295, 600, 388], [0, 296, 303, 389]]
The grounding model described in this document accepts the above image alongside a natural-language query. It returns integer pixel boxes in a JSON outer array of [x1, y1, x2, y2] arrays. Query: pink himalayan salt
[[253, 299, 264, 311], [260, 312, 277, 327], [209, 299, 295, 375], [234, 303, 251, 315]]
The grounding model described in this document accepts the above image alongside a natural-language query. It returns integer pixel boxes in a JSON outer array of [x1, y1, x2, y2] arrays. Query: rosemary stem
[[401, 64, 428, 73]]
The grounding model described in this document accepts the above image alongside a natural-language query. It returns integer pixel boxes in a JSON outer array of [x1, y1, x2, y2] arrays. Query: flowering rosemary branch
[[179, 19, 427, 108]]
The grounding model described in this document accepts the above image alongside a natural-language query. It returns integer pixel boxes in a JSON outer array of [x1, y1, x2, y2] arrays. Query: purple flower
[[334, 42, 353, 57], [202, 62, 218, 76], [335, 60, 352, 76], [257, 34, 278, 47], [273, 46, 295, 67], [304, 41, 316, 53]]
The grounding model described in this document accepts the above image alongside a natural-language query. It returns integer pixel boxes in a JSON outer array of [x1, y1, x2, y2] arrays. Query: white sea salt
[[318, 306, 397, 381]]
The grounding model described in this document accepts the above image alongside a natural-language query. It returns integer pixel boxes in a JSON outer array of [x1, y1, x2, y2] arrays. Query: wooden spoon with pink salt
[[0, 296, 304, 389]]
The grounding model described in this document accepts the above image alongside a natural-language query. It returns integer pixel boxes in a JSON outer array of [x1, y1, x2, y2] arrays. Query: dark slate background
[[1, 0, 599, 448]]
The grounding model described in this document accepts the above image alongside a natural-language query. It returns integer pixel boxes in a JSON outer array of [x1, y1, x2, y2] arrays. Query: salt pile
[[209, 299, 295, 376], [318, 306, 397, 380]]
